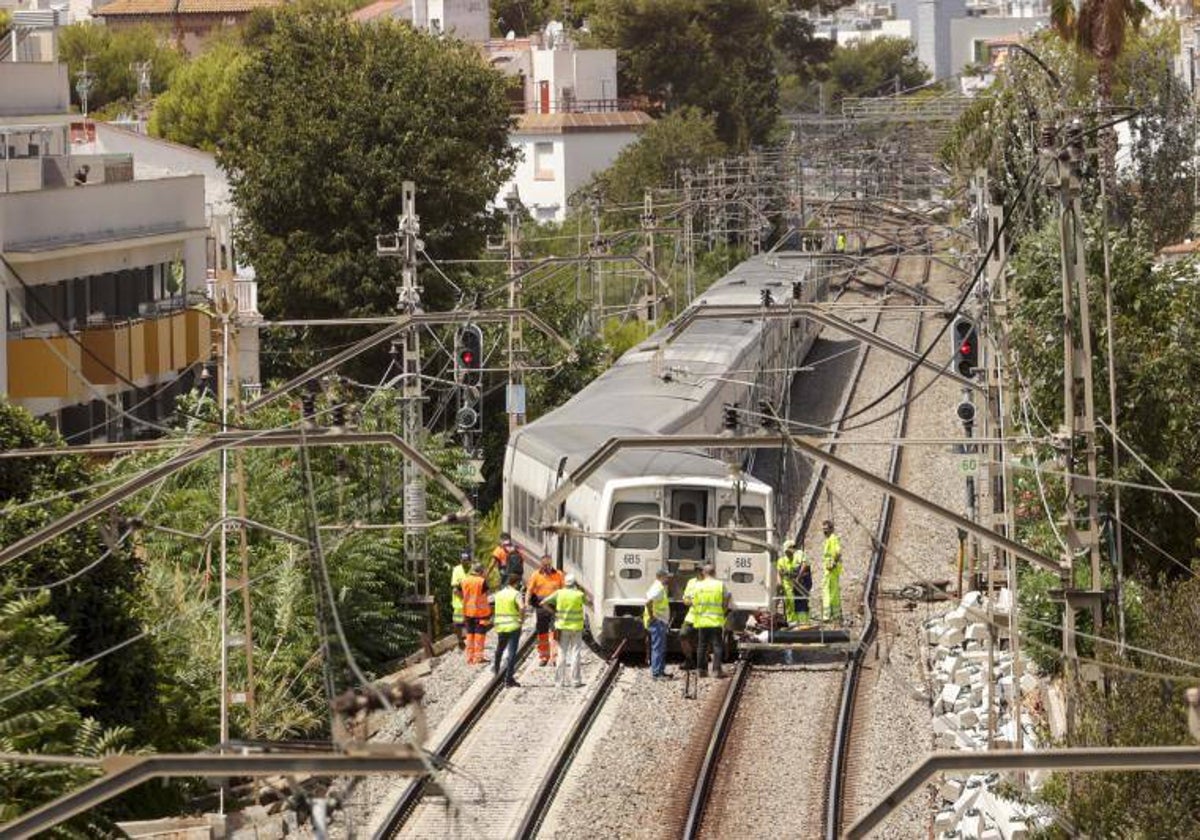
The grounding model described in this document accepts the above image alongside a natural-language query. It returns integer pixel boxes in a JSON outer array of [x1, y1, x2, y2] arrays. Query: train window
[[677, 502, 699, 550], [611, 502, 659, 549], [716, 506, 767, 552], [732, 572, 754, 583], [619, 568, 642, 579]]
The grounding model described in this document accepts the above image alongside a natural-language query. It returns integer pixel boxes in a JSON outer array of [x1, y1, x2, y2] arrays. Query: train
[[502, 252, 830, 646]]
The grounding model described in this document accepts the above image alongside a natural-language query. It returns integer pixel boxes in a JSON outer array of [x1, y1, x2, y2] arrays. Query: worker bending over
[[527, 553, 565, 666], [821, 519, 843, 622], [777, 539, 811, 626], [685, 564, 730, 678], [542, 574, 587, 687], [492, 574, 525, 688]]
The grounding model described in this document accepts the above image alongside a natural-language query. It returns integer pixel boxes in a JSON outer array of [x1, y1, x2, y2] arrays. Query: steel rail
[[681, 659, 751, 840], [513, 640, 627, 839], [371, 634, 536, 839], [824, 241, 927, 839]]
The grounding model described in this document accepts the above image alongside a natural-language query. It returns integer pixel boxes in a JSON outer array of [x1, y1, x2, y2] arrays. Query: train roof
[[511, 253, 817, 489]]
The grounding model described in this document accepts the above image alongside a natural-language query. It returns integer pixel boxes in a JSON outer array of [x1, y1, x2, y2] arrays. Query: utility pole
[[376, 182, 432, 625], [74, 57, 94, 118], [682, 170, 696, 307], [1043, 122, 1105, 712], [504, 186, 526, 433], [641, 188, 657, 321]]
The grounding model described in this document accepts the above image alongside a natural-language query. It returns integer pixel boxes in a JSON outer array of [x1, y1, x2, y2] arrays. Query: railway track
[[825, 236, 933, 839], [687, 217, 929, 840], [370, 635, 625, 839]]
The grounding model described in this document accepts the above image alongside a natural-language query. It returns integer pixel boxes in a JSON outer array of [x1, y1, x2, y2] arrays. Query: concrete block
[[954, 696, 971, 712], [962, 807, 986, 838], [939, 776, 964, 802], [997, 675, 1014, 700], [929, 626, 945, 644], [944, 607, 969, 628], [956, 708, 979, 728], [981, 829, 1003, 840], [934, 809, 957, 832], [938, 731, 958, 749], [1020, 672, 1039, 694], [952, 780, 982, 817], [941, 627, 965, 647], [934, 713, 958, 734], [942, 655, 961, 676], [954, 668, 972, 686], [941, 682, 963, 708], [965, 622, 989, 641], [971, 685, 984, 706], [963, 590, 984, 607]]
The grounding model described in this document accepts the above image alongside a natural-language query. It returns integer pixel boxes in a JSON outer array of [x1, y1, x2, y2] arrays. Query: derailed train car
[[503, 253, 829, 646]]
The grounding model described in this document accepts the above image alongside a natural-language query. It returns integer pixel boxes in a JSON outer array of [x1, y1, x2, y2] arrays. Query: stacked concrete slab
[[925, 591, 1048, 839]]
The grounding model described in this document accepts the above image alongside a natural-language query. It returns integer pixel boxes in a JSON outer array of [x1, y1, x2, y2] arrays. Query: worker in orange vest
[[459, 562, 492, 665], [527, 553, 565, 666]]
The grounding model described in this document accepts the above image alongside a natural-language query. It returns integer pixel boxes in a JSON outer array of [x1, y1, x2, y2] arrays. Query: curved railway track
[[825, 237, 932, 839], [685, 217, 932, 840]]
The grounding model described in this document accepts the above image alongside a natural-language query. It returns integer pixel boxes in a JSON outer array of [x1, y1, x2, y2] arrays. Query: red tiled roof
[[95, 0, 278, 15], [515, 111, 652, 135], [1159, 240, 1200, 256]]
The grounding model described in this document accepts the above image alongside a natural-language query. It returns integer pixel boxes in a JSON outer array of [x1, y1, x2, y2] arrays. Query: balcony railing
[[6, 308, 212, 401], [513, 97, 643, 115], [205, 275, 261, 322]]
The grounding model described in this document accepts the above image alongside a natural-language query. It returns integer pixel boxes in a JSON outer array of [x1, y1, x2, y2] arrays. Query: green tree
[[1049, 0, 1146, 184], [149, 39, 249, 151], [588, 107, 726, 206], [0, 399, 154, 732], [58, 24, 183, 115], [219, 8, 516, 368], [591, 0, 780, 148], [0, 586, 133, 834], [823, 36, 929, 103]]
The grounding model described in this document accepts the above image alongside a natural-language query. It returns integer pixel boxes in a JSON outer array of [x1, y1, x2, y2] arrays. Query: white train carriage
[[502, 253, 827, 645]]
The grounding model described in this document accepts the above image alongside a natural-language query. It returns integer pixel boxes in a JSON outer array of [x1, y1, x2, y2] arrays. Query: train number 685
[[733, 556, 753, 568], [621, 553, 640, 566]]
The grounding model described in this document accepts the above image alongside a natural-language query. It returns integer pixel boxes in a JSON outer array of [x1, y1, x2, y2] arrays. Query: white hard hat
[[782, 538, 796, 550], [565, 573, 576, 587]]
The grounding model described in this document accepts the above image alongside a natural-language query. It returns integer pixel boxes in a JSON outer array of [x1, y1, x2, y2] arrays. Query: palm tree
[[1050, 0, 1148, 186]]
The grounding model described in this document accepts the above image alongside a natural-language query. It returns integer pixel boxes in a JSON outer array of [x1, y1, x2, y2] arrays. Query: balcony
[[513, 97, 644, 115], [6, 307, 212, 401], [205, 275, 262, 323]]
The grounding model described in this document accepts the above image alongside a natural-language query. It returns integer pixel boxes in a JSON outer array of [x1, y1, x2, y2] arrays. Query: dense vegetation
[[947, 18, 1200, 834]]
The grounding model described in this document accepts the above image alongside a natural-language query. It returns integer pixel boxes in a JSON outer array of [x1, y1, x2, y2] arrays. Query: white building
[[351, 0, 490, 41], [1, 57, 213, 442], [489, 25, 649, 222]]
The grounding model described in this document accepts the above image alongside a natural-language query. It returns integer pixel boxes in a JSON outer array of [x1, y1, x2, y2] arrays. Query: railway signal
[[951, 316, 978, 378], [456, 324, 484, 387]]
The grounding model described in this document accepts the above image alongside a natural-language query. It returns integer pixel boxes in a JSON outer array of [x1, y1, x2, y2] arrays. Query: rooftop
[[350, 0, 411, 22], [95, 0, 279, 16], [514, 111, 652, 135]]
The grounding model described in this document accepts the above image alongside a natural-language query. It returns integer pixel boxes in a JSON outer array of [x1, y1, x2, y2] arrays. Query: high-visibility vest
[[451, 563, 467, 622], [823, 534, 842, 572], [681, 577, 697, 626], [691, 578, 726, 629], [461, 574, 490, 619], [643, 581, 669, 628], [777, 552, 798, 578], [528, 567, 564, 601], [493, 586, 522, 633], [553, 587, 585, 631]]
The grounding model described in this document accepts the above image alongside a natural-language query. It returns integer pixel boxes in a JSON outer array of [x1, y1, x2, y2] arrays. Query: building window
[[534, 142, 554, 180]]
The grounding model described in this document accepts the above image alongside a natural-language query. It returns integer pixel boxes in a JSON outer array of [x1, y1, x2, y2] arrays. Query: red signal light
[[460, 350, 475, 366], [960, 341, 972, 355]]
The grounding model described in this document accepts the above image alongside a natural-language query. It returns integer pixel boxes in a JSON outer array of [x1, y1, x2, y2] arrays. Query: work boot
[[505, 679, 522, 688]]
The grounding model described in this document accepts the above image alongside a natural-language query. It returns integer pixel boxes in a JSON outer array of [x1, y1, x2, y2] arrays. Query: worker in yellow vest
[[492, 573, 525, 688], [684, 564, 730, 678], [450, 550, 470, 648], [776, 539, 800, 626], [542, 573, 587, 687], [821, 519, 843, 622], [643, 568, 672, 679], [678, 575, 697, 670]]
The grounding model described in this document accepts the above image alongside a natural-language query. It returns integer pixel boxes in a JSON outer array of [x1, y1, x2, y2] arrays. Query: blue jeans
[[493, 631, 520, 684], [649, 619, 668, 676]]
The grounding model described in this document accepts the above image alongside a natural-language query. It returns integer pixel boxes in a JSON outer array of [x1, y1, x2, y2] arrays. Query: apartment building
[[1, 59, 211, 443]]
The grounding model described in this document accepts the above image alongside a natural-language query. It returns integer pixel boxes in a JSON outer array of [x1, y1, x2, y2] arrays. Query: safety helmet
[[782, 539, 796, 551], [460, 550, 471, 561], [565, 573, 577, 586]]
